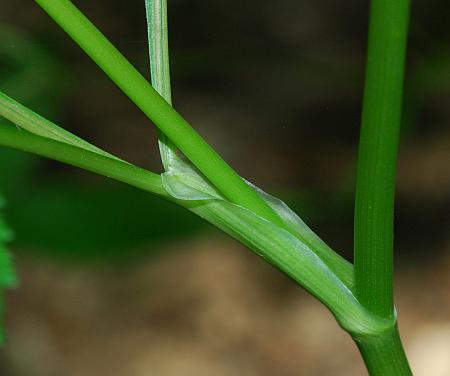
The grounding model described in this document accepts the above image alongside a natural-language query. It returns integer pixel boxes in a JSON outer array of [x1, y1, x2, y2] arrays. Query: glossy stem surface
[[353, 325, 412, 375], [354, 0, 410, 319]]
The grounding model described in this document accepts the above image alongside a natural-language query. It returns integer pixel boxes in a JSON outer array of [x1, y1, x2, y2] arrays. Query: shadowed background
[[0, 0, 449, 375]]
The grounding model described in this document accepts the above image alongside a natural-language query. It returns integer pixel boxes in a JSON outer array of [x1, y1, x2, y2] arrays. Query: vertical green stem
[[145, 0, 172, 103], [354, 1, 412, 372], [354, 325, 412, 376], [354, 0, 410, 319], [145, 0, 178, 170]]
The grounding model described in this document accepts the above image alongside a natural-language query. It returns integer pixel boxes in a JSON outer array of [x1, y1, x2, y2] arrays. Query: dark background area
[[0, 0, 449, 375]]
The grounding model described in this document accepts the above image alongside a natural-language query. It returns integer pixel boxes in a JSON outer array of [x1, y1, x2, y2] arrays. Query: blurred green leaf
[[0, 193, 17, 344]]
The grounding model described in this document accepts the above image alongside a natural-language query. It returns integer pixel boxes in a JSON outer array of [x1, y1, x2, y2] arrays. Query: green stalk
[[1, 86, 354, 288], [0, 90, 120, 161], [0, 125, 167, 198], [354, 325, 411, 376], [354, 0, 411, 373], [27, 0, 360, 293], [142, 0, 354, 290], [0, 127, 396, 340], [354, 0, 410, 319], [33, 0, 284, 228], [145, 0, 172, 103], [144, 0, 178, 170], [0, 2, 419, 370]]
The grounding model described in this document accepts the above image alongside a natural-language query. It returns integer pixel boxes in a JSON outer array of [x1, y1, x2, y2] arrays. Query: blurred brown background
[[0, 0, 449, 375]]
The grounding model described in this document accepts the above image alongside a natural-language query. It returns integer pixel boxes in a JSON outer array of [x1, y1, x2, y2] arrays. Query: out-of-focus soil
[[2, 235, 450, 376]]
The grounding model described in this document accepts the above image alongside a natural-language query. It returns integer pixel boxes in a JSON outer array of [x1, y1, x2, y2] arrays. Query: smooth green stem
[[0, 125, 167, 198], [145, 0, 178, 170], [353, 325, 412, 375], [0, 90, 121, 161], [33, 0, 356, 290], [142, 1, 350, 292], [34, 0, 285, 228], [145, 0, 172, 103], [1, 125, 390, 339], [354, 0, 410, 319], [2, 84, 354, 289], [144, 0, 354, 290]]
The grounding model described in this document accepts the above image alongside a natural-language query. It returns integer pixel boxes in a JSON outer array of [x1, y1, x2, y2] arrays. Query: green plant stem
[[148, 0, 354, 290], [353, 325, 412, 376], [31, 0, 359, 289], [0, 126, 394, 339], [145, 0, 178, 170], [33, 0, 284, 228], [145, 0, 172, 104], [354, 0, 412, 373], [0, 125, 167, 198], [144, 0, 354, 290], [0, 90, 120, 161], [1, 87, 354, 289], [354, 0, 410, 319]]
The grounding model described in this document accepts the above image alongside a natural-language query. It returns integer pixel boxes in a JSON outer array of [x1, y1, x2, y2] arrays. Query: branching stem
[[34, 0, 285, 228]]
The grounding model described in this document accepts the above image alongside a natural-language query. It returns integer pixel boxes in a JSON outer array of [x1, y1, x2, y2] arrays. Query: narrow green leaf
[[0, 126, 167, 198], [0, 90, 122, 162]]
